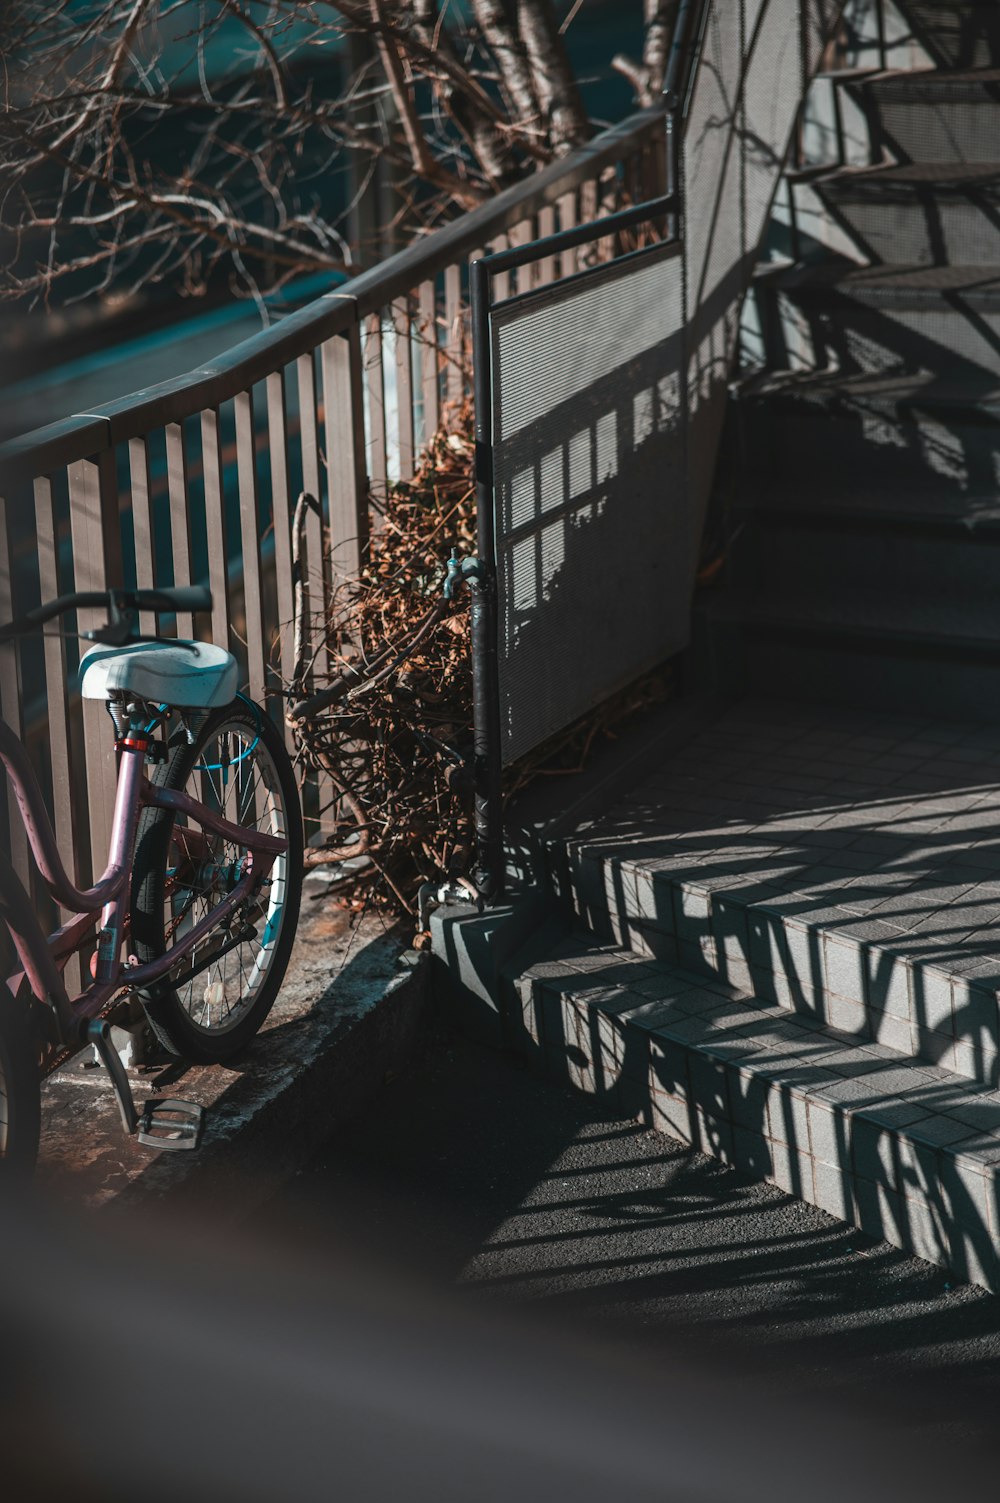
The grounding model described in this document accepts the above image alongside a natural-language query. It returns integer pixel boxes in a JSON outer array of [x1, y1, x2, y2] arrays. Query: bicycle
[[0, 585, 303, 1172]]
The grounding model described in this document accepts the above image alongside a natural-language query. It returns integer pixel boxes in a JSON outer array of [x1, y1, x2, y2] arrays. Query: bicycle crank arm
[[85, 1020, 204, 1152]]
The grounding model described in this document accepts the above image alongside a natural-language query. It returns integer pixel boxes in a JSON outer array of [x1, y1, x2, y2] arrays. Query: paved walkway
[[266, 1032, 1000, 1458]]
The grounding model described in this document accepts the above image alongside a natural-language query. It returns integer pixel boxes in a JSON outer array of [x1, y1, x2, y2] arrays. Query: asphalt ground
[[261, 1029, 1000, 1457]]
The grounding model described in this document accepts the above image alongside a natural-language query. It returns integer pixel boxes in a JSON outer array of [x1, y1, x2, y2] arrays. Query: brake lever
[[82, 590, 136, 646]]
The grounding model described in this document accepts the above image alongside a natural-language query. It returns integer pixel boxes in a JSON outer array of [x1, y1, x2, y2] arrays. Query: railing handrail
[[0, 107, 665, 488]]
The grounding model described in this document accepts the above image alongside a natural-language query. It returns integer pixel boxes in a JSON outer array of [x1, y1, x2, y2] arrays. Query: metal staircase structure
[[710, 0, 1000, 720]]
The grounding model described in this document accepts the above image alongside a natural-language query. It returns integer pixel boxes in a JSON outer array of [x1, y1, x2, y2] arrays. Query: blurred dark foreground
[[0, 1187, 989, 1503]]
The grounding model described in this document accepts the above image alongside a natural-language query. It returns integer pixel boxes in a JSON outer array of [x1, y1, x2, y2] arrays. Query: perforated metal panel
[[480, 1, 846, 774], [490, 244, 687, 765]]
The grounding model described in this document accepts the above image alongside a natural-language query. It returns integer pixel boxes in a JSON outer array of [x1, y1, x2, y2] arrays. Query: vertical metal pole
[[470, 258, 503, 904], [876, 0, 887, 70]]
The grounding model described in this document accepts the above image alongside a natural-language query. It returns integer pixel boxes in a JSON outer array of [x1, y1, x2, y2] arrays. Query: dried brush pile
[[287, 403, 671, 919]]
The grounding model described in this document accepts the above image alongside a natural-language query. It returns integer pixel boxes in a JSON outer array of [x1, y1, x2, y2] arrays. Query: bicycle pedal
[[137, 1098, 204, 1152]]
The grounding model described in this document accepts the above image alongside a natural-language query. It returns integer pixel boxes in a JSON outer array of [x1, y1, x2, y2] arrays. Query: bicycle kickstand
[[85, 1020, 204, 1152]]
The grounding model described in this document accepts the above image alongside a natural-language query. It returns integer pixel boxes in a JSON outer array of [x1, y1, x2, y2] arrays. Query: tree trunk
[[470, 0, 540, 130], [518, 0, 588, 154]]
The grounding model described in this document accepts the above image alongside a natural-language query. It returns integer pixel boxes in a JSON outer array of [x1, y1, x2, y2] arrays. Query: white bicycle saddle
[[80, 640, 239, 709]]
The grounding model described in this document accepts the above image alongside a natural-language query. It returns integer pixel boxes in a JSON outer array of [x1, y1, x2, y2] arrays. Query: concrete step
[[739, 368, 1000, 495], [735, 476, 1000, 530], [764, 263, 1000, 378], [808, 163, 1000, 266], [892, 2, 1000, 70], [556, 698, 1000, 1089], [504, 926, 1000, 1290], [732, 512, 1000, 603], [702, 589, 1000, 723], [854, 68, 1000, 163]]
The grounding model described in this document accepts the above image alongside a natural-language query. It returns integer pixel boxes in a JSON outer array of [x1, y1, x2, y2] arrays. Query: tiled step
[[504, 927, 1000, 1290], [892, 2, 1000, 70], [734, 478, 1000, 529], [739, 369, 1000, 494], [763, 264, 1000, 377], [557, 699, 1000, 1088], [705, 598, 1000, 725], [809, 164, 1000, 266], [854, 68, 1000, 163], [731, 513, 1000, 608]]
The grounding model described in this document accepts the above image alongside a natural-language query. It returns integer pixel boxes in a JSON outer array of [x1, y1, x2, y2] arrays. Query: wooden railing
[[0, 110, 666, 907]]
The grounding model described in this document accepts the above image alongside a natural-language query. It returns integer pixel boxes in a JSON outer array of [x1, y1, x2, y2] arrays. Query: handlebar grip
[[132, 586, 212, 614]]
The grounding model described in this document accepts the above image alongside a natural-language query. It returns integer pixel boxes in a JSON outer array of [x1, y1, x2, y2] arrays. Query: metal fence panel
[[490, 242, 687, 765]]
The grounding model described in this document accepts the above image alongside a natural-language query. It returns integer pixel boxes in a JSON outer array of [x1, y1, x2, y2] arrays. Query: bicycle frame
[[0, 714, 287, 1054]]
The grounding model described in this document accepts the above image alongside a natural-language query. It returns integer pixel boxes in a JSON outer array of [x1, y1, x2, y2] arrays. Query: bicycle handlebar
[[0, 586, 212, 642]]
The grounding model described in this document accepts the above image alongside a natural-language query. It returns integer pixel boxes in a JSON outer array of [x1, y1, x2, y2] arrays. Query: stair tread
[[715, 585, 1000, 648], [817, 161, 1000, 187], [742, 367, 1000, 408], [767, 263, 1000, 299], [863, 66, 1000, 88], [517, 938, 1000, 1161], [737, 484, 1000, 527]]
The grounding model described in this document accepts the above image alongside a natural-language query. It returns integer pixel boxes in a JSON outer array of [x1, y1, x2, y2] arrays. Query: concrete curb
[[39, 903, 430, 1216]]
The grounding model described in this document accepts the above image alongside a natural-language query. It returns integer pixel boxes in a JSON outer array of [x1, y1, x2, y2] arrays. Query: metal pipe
[[470, 258, 503, 904]]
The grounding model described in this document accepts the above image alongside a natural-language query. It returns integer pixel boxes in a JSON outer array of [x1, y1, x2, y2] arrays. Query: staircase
[[434, 2, 1000, 1292], [711, 0, 1000, 722]]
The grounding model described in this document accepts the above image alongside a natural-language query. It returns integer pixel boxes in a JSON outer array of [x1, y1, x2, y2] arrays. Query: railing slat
[[199, 408, 230, 651], [393, 298, 415, 483], [295, 351, 334, 835], [234, 390, 267, 706], [295, 352, 326, 641], [322, 328, 369, 593], [33, 477, 74, 870], [364, 313, 388, 507], [165, 421, 194, 639], [445, 263, 464, 407], [536, 205, 556, 286], [418, 278, 440, 444], [0, 494, 30, 884], [128, 436, 157, 637], [491, 233, 511, 303], [510, 219, 534, 294], [67, 449, 121, 885], [266, 372, 296, 740], [557, 189, 578, 276]]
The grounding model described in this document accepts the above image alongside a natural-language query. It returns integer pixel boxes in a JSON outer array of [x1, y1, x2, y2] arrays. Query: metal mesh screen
[[490, 244, 687, 765], [481, 0, 847, 774]]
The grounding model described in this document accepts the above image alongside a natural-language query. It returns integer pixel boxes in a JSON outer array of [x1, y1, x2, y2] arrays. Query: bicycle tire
[[130, 699, 303, 1064], [0, 980, 41, 1177]]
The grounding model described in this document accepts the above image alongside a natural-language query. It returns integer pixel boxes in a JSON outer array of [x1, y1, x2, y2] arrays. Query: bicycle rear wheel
[[0, 982, 41, 1177], [131, 699, 303, 1064]]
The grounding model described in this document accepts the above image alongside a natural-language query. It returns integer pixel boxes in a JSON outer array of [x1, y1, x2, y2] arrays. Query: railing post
[[322, 321, 369, 593]]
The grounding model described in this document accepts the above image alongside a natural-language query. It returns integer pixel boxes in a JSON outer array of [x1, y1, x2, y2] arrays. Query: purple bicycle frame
[[0, 717, 287, 1047]]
